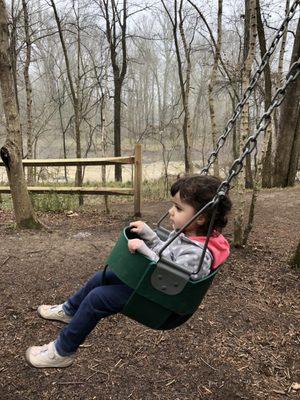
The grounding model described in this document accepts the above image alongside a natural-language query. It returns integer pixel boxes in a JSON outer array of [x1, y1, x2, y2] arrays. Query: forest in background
[[0, 0, 299, 246], [0, 0, 298, 177]]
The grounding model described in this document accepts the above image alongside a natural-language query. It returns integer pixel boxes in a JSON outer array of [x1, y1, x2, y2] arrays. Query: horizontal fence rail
[[0, 187, 134, 195], [0, 144, 142, 216], [0, 156, 135, 167]]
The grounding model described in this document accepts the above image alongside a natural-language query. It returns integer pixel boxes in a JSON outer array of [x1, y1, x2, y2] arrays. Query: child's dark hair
[[170, 175, 232, 233]]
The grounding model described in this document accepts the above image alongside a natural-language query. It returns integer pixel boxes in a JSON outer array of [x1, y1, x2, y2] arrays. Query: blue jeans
[[55, 269, 133, 356]]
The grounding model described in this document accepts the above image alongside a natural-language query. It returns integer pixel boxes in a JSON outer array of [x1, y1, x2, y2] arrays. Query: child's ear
[[196, 215, 206, 226]]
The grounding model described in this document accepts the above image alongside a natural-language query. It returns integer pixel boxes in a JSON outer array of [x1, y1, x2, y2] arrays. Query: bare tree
[[99, 0, 128, 182], [0, 0, 41, 228], [161, 0, 195, 173], [49, 0, 83, 197]]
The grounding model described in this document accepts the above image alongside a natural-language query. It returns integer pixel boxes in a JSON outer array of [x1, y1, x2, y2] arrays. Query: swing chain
[[201, 0, 300, 175], [155, 59, 299, 278], [215, 59, 300, 196], [156, 59, 299, 256]]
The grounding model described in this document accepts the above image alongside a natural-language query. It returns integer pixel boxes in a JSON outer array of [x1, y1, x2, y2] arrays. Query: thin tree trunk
[[161, 0, 193, 173], [50, 0, 82, 195], [179, 0, 193, 174], [256, 0, 273, 188], [22, 0, 34, 185], [274, 0, 290, 139], [229, 88, 239, 161], [102, 0, 128, 182], [234, 0, 257, 247], [100, 63, 110, 214], [208, 0, 222, 177], [114, 81, 122, 180], [0, 0, 41, 228], [74, 3, 83, 204]]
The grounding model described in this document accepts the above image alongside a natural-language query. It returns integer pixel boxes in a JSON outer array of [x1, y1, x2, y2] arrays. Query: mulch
[[0, 186, 299, 399]]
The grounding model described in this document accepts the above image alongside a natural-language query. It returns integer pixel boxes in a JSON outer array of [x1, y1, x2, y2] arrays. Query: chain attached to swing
[[155, 1, 300, 276], [157, 58, 300, 275], [201, 0, 300, 175]]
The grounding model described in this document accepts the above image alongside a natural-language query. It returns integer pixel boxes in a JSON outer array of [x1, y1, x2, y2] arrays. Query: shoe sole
[[25, 348, 74, 368]]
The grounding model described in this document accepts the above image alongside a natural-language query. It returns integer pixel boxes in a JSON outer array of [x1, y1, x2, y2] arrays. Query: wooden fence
[[0, 144, 142, 216]]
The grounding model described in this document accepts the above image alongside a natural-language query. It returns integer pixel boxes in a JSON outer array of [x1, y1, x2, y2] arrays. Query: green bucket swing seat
[[106, 226, 219, 330]]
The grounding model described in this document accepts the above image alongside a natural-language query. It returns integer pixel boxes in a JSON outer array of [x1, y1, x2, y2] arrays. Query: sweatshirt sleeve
[[134, 241, 159, 262], [143, 229, 166, 253]]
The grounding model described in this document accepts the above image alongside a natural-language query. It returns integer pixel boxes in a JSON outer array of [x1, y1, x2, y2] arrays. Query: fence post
[[134, 143, 142, 217]]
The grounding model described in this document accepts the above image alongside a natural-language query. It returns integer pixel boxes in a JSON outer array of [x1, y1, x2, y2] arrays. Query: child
[[25, 175, 232, 368]]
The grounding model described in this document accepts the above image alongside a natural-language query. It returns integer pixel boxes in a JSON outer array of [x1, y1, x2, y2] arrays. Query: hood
[[189, 231, 230, 269]]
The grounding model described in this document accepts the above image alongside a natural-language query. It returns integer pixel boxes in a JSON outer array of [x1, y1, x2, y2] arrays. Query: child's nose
[[168, 206, 174, 216]]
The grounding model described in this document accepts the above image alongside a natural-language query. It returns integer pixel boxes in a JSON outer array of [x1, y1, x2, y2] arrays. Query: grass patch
[[0, 178, 172, 213], [30, 193, 78, 212]]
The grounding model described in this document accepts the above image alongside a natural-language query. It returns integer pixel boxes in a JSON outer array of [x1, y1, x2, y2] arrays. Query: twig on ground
[[200, 356, 217, 371], [26, 250, 45, 255], [1, 256, 10, 266], [54, 381, 85, 385], [165, 379, 176, 386]]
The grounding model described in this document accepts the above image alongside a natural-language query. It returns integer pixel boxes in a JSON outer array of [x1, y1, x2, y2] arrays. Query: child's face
[[168, 191, 205, 236]]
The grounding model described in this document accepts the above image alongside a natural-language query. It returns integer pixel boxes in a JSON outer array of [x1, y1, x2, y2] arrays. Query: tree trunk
[[273, 18, 300, 187], [274, 0, 290, 140], [234, 0, 257, 247], [208, 0, 222, 177], [50, 0, 83, 196], [179, 0, 193, 174], [161, 0, 194, 173], [256, 0, 273, 188], [100, 62, 110, 213], [289, 241, 300, 268], [74, 10, 83, 204], [22, 0, 34, 185], [0, 0, 41, 229], [9, 0, 22, 155], [114, 81, 122, 181], [102, 0, 128, 182], [74, 98, 82, 186]]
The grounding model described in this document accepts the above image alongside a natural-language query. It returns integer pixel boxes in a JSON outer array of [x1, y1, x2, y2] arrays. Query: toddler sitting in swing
[[25, 174, 232, 368]]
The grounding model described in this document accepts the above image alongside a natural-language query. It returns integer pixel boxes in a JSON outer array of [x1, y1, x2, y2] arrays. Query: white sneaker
[[37, 304, 72, 323], [25, 341, 74, 368]]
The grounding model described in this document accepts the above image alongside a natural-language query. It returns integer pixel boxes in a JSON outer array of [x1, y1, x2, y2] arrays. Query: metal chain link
[[214, 59, 300, 200], [201, 0, 300, 175]]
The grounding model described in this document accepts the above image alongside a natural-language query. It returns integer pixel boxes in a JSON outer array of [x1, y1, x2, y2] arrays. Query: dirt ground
[[0, 186, 299, 400]]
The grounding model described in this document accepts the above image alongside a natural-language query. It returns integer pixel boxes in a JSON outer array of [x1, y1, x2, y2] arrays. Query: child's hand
[[129, 221, 156, 241], [129, 221, 145, 235], [128, 238, 144, 253], [128, 238, 159, 262]]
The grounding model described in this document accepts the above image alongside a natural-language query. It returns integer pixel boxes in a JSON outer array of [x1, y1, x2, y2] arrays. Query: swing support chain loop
[[201, 0, 300, 175]]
